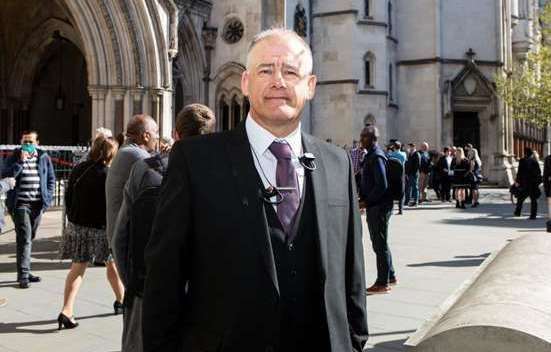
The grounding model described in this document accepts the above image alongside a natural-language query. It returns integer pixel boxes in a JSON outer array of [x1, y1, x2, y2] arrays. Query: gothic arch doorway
[[29, 38, 91, 145]]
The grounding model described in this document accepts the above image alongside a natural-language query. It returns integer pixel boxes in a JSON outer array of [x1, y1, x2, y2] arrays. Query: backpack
[[387, 158, 405, 201], [127, 155, 167, 299], [368, 155, 405, 201]]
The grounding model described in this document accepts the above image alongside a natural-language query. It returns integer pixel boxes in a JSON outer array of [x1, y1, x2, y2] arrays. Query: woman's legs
[[61, 262, 88, 317], [106, 260, 125, 303]]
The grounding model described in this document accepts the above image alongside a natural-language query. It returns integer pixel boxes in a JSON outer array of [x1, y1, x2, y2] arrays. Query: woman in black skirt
[[57, 136, 123, 329], [452, 147, 472, 209]]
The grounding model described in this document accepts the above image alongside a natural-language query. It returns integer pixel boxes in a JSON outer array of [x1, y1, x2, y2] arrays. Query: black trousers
[[515, 193, 538, 217], [440, 178, 451, 201], [366, 201, 395, 285]]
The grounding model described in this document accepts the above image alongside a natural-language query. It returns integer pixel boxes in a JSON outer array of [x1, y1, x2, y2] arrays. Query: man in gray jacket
[[105, 114, 158, 313], [112, 104, 215, 352], [105, 114, 158, 247]]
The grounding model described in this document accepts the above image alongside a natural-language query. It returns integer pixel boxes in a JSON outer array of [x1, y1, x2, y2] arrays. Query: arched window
[[220, 95, 230, 131], [365, 0, 371, 17], [364, 52, 375, 88], [231, 95, 241, 128], [388, 2, 393, 35]]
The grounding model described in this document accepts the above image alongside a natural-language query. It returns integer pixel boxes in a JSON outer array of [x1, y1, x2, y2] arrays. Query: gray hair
[[246, 28, 313, 75]]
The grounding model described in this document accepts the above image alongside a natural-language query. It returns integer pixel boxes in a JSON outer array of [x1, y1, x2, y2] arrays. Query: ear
[[306, 74, 317, 100], [241, 70, 250, 97]]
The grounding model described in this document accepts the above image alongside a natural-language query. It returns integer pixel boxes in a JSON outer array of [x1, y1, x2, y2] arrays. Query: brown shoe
[[366, 284, 391, 295], [389, 277, 398, 286]]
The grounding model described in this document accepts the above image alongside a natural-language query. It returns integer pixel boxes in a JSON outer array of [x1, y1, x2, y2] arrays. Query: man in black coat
[[142, 29, 368, 352], [514, 148, 542, 219], [544, 153, 551, 231], [404, 143, 421, 206]]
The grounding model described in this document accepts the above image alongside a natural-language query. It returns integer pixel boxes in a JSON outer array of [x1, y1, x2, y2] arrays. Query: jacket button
[[242, 197, 248, 207], [265, 346, 274, 352], [288, 243, 294, 251], [291, 270, 297, 277]]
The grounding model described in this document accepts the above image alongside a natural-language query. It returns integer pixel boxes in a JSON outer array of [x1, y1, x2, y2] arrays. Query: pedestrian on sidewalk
[[452, 147, 471, 209], [387, 140, 407, 214], [112, 104, 216, 352], [360, 125, 396, 294], [57, 136, 123, 330], [418, 142, 431, 203], [437, 146, 453, 202], [404, 143, 421, 207], [467, 148, 483, 207], [2, 130, 55, 289], [514, 148, 542, 219], [543, 153, 551, 231]]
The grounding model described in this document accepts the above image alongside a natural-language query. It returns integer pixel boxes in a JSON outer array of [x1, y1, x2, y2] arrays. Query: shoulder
[[303, 133, 349, 165]]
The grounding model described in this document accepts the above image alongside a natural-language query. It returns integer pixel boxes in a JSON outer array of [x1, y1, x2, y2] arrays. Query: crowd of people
[[0, 27, 548, 352]]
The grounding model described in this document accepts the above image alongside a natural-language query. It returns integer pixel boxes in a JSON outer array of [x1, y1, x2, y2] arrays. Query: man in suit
[[404, 143, 421, 207], [438, 146, 453, 202], [514, 148, 542, 219], [142, 28, 368, 352]]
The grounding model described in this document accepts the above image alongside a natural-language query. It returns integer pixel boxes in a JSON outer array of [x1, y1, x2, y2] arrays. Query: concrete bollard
[[405, 234, 551, 352]]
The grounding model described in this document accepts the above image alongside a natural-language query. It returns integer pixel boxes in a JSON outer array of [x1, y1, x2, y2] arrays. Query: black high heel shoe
[[114, 301, 124, 315], [57, 313, 78, 330]]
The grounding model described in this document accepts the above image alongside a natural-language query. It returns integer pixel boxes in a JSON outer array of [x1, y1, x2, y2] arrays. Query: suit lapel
[[302, 133, 328, 283], [226, 124, 280, 297]]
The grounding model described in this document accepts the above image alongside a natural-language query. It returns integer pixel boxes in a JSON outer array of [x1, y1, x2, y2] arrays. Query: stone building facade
[[1, 0, 548, 184]]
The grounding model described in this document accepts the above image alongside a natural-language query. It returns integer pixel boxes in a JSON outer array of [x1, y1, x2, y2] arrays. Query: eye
[[259, 68, 272, 75], [284, 69, 299, 76]]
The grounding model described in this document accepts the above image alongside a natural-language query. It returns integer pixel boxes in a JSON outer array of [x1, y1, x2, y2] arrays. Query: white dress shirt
[[245, 115, 305, 209]]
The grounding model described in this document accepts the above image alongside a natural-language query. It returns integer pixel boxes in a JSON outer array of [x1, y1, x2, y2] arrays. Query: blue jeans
[[13, 202, 43, 280], [405, 173, 419, 205], [366, 201, 395, 285]]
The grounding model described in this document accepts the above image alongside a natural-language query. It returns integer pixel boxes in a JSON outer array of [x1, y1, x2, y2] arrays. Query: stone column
[[88, 86, 107, 136], [131, 88, 144, 116], [150, 88, 163, 133], [111, 87, 126, 136]]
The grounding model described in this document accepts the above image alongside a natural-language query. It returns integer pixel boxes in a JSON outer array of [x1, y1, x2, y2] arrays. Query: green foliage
[[495, 2, 551, 126]]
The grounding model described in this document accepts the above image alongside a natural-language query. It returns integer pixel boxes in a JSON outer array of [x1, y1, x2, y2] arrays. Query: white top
[[245, 115, 305, 208]]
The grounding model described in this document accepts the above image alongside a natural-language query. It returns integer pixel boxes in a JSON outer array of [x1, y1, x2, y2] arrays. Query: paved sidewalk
[[0, 188, 548, 352]]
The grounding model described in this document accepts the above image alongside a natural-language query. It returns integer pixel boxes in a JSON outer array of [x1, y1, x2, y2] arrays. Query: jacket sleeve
[[45, 155, 56, 207], [112, 165, 140, 287], [345, 153, 369, 351], [2, 153, 23, 178], [365, 156, 389, 206], [142, 143, 192, 352], [544, 158, 551, 195]]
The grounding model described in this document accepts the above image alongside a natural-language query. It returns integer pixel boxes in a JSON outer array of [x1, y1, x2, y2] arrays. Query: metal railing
[[0, 145, 89, 208]]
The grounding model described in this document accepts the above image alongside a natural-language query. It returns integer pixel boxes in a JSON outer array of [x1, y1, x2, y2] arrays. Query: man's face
[[241, 35, 317, 131], [144, 123, 159, 152], [21, 133, 38, 146]]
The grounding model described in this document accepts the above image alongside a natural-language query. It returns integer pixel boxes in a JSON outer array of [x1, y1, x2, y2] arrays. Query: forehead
[[22, 133, 37, 140], [249, 35, 308, 67]]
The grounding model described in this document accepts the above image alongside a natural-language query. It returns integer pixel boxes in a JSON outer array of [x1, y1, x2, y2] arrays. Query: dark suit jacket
[[516, 156, 542, 195], [142, 123, 368, 352], [544, 155, 551, 197]]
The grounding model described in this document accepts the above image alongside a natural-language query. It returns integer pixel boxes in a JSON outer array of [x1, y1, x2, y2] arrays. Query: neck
[[250, 111, 300, 138]]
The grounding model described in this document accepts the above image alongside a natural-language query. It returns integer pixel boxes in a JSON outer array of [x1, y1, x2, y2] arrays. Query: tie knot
[[269, 141, 293, 160]]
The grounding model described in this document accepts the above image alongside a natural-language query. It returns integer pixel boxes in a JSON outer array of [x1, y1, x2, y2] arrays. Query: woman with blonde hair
[[57, 136, 124, 329], [468, 148, 483, 207], [452, 147, 472, 209]]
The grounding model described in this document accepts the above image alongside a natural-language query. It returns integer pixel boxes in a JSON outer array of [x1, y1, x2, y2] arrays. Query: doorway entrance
[[453, 111, 480, 153]]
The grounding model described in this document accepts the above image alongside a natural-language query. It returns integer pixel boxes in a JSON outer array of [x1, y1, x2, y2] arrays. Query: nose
[[271, 69, 286, 88]]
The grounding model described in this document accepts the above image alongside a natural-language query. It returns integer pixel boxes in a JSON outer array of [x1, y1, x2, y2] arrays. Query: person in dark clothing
[[404, 143, 420, 206], [437, 147, 453, 202], [57, 137, 123, 330], [359, 125, 396, 295], [451, 147, 471, 209], [514, 148, 542, 219]]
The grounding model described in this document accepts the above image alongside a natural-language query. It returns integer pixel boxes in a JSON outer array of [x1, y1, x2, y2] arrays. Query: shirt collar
[[245, 114, 302, 158]]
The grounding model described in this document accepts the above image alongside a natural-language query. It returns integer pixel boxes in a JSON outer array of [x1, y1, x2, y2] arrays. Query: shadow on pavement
[[0, 261, 70, 274], [0, 313, 115, 335], [0, 237, 62, 256], [407, 253, 490, 268]]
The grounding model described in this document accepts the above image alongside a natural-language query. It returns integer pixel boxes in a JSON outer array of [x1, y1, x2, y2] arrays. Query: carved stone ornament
[[222, 18, 244, 44], [294, 4, 307, 37], [463, 76, 477, 96]]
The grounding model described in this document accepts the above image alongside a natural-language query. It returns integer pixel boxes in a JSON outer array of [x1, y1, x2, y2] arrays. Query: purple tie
[[269, 141, 300, 235]]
